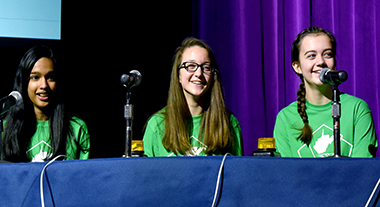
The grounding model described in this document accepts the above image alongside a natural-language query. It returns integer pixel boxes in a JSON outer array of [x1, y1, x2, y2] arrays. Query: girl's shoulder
[[147, 109, 166, 125], [277, 101, 298, 114], [341, 93, 367, 104], [340, 93, 372, 112], [70, 116, 88, 129], [226, 110, 241, 126]]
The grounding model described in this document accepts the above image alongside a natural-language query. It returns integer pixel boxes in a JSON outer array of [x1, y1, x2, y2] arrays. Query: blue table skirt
[[1, 156, 380, 207]]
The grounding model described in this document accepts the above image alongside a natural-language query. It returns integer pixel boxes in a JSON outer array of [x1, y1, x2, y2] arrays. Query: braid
[[296, 80, 313, 145], [297, 81, 308, 123]]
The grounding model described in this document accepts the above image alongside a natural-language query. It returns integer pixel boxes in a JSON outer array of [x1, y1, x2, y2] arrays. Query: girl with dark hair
[[2, 46, 90, 162], [274, 26, 377, 157], [143, 37, 243, 156]]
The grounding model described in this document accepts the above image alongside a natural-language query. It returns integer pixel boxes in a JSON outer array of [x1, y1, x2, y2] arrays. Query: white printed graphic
[[185, 136, 207, 156], [32, 147, 53, 162], [297, 124, 353, 158], [26, 141, 53, 162], [167, 136, 207, 157], [313, 130, 334, 154]]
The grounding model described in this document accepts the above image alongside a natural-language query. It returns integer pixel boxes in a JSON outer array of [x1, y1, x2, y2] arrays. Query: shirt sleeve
[[143, 119, 156, 157], [273, 110, 292, 157], [230, 114, 243, 156], [143, 114, 165, 157], [351, 101, 378, 157], [69, 117, 90, 160], [78, 125, 90, 159]]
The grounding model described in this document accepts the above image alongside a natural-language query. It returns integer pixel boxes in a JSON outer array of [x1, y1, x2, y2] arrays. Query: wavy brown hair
[[161, 37, 233, 155], [291, 26, 336, 145]]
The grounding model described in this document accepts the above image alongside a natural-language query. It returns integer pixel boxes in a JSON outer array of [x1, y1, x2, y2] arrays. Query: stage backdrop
[[192, 0, 380, 156]]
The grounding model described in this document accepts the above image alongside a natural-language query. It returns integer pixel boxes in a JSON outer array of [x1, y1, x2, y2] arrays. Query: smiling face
[[179, 46, 213, 102], [292, 33, 336, 87], [28, 57, 57, 119]]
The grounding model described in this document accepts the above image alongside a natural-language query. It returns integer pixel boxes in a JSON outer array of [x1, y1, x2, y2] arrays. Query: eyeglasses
[[178, 62, 214, 75]]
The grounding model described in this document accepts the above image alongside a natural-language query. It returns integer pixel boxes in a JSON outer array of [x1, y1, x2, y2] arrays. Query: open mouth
[[191, 80, 205, 86], [37, 93, 50, 101]]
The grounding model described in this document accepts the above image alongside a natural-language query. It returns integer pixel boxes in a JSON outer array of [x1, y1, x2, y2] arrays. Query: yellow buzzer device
[[252, 138, 281, 157], [132, 140, 145, 157]]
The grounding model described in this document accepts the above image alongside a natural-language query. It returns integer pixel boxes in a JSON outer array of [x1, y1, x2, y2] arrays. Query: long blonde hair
[[162, 37, 232, 155]]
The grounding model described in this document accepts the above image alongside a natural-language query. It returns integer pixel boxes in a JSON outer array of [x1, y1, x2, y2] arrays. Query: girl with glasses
[[143, 37, 243, 157]]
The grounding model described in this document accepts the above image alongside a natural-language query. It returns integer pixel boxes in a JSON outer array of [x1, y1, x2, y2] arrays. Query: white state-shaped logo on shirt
[[297, 124, 353, 158], [167, 136, 207, 157], [313, 129, 334, 154], [26, 141, 53, 162]]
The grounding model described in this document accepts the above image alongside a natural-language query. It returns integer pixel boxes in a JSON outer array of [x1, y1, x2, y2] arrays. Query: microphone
[[0, 91, 22, 116], [121, 70, 142, 88], [319, 67, 348, 85]]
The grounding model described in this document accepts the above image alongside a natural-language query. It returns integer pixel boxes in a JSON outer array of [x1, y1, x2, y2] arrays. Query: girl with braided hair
[[274, 26, 377, 157]]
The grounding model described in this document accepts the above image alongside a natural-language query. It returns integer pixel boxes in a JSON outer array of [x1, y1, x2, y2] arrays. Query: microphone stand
[[331, 85, 342, 157], [121, 70, 142, 158], [319, 67, 348, 158], [124, 90, 134, 158]]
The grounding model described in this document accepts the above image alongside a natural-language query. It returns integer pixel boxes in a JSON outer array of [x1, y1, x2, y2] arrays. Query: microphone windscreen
[[338, 71, 348, 82], [319, 67, 330, 84], [9, 91, 22, 106], [120, 74, 130, 85], [129, 70, 142, 87]]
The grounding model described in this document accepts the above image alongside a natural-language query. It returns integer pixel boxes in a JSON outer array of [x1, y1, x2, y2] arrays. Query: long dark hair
[[291, 26, 336, 145], [2, 46, 72, 162], [162, 37, 233, 155]]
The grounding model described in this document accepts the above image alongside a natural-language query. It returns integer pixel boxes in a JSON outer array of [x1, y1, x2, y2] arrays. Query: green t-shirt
[[25, 116, 90, 161], [143, 111, 243, 157], [274, 93, 378, 158]]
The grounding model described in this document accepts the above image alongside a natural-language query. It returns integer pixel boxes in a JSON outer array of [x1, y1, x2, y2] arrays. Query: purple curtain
[[193, 0, 380, 156]]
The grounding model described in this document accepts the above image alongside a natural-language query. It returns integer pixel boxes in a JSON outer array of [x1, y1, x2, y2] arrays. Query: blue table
[[1, 156, 380, 206]]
